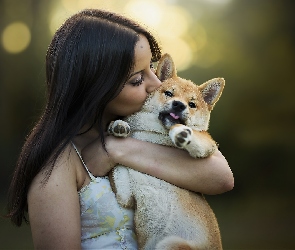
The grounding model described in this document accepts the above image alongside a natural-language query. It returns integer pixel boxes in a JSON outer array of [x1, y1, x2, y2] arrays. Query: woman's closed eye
[[129, 62, 155, 86], [130, 72, 144, 86]]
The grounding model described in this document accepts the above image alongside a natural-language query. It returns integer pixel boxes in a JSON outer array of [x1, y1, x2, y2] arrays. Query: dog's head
[[141, 54, 225, 131]]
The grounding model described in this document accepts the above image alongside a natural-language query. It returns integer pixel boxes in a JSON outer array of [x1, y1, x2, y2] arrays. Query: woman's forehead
[[133, 35, 152, 69]]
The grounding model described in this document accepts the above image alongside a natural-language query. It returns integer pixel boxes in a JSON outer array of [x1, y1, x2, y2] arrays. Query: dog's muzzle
[[158, 100, 187, 128]]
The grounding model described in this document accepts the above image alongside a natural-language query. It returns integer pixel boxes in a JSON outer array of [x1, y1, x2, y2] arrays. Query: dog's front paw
[[108, 120, 130, 138], [169, 124, 192, 148]]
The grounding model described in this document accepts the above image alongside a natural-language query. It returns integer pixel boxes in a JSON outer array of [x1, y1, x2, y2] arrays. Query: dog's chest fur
[[125, 165, 211, 249], [125, 111, 173, 146]]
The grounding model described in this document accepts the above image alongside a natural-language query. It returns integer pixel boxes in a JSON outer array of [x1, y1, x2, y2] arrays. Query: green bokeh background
[[1, 0, 294, 249]]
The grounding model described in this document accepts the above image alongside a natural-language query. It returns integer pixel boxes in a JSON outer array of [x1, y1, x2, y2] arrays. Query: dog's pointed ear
[[156, 53, 177, 82], [199, 78, 225, 110]]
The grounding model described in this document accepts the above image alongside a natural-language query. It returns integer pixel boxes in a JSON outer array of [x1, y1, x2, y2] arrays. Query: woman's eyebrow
[[128, 70, 142, 79]]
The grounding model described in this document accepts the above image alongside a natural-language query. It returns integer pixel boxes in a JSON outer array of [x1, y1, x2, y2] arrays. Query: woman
[[7, 9, 233, 249]]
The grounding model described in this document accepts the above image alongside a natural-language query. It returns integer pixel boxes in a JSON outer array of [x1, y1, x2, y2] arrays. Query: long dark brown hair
[[7, 9, 161, 226]]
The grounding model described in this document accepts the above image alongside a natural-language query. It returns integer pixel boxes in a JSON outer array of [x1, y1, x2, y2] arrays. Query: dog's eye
[[164, 91, 173, 97], [189, 102, 196, 108]]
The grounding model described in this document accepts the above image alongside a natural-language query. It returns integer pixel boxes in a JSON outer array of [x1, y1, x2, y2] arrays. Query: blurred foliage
[[1, 0, 295, 249]]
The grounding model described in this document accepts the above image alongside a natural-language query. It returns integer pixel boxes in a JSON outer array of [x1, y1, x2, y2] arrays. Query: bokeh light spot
[[162, 37, 193, 71], [124, 1, 162, 28], [124, 1, 192, 71], [1, 22, 31, 54], [157, 5, 191, 38], [190, 23, 207, 52], [49, 7, 69, 35]]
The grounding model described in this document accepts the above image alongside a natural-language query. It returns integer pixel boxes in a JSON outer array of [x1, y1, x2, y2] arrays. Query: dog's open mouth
[[158, 111, 185, 127]]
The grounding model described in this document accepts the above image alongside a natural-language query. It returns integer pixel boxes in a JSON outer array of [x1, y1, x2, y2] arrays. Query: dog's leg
[[169, 124, 192, 148], [110, 166, 135, 208], [108, 120, 131, 137], [169, 124, 217, 158]]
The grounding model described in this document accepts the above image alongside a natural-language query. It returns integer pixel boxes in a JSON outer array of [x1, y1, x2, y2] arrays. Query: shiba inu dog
[[108, 54, 225, 250]]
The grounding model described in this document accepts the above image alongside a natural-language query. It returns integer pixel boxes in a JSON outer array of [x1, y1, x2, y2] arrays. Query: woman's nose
[[146, 71, 162, 93]]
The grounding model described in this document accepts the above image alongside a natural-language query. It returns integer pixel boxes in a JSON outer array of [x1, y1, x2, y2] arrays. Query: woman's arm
[[27, 146, 82, 249], [82, 136, 234, 195]]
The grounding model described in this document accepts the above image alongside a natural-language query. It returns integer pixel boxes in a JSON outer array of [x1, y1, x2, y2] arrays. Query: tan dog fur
[[109, 54, 225, 250]]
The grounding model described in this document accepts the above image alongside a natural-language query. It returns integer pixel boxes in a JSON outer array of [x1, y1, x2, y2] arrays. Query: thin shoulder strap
[[71, 142, 96, 181]]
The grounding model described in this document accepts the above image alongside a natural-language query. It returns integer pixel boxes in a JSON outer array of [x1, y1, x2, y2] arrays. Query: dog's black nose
[[172, 101, 186, 111]]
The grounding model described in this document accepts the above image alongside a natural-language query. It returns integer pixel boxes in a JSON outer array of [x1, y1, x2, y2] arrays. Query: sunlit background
[[1, 0, 295, 249]]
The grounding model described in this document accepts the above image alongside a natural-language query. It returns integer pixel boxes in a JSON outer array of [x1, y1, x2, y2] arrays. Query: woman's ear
[[156, 53, 177, 82]]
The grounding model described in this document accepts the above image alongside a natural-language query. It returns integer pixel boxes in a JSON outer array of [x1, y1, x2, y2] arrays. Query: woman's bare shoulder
[[29, 144, 86, 195], [27, 144, 83, 248]]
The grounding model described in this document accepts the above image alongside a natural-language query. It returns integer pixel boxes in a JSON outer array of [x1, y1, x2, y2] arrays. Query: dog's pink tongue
[[170, 113, 179, 120]]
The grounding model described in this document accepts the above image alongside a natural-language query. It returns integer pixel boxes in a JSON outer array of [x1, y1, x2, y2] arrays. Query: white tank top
[[72, 143, 138, 249]]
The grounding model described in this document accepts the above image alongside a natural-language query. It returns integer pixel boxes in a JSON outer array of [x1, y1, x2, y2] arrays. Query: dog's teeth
[[170, 113, 179, 119]]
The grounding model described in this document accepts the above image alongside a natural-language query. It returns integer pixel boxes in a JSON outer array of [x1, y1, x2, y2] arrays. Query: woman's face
[[104, 35, 161, 121]]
